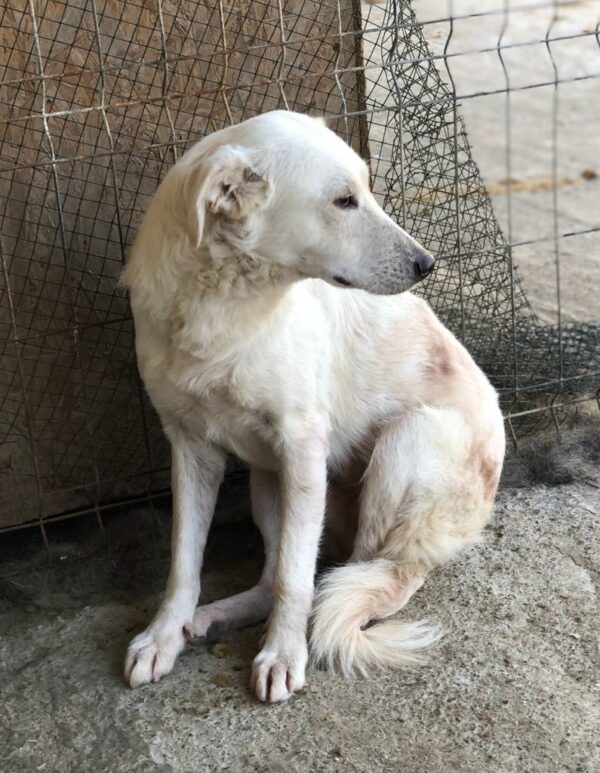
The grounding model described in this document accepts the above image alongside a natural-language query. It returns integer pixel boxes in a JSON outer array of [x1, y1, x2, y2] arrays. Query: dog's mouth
[[332, 274, 353, 288]]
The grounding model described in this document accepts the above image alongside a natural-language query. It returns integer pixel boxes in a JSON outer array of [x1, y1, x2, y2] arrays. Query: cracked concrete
[[1, 479, 599, 773]]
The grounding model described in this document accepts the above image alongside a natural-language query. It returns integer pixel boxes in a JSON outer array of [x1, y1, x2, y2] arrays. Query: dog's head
[[181, 111, 434, 294]]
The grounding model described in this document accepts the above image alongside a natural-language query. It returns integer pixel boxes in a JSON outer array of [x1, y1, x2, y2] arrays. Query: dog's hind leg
[[311, 406, 504, 674], [191, 468, 280, 638], [352, 406, 502, 567]]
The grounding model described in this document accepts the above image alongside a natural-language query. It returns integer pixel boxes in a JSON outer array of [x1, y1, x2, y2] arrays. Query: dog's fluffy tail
[[310, 558, 440, 676]]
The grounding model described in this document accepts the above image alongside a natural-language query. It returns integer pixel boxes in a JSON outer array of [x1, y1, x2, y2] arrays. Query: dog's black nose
[[413, 250, 435, 280]]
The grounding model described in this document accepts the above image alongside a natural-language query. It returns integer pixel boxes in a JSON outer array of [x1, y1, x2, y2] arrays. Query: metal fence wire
[[1, 0, 599, 536]]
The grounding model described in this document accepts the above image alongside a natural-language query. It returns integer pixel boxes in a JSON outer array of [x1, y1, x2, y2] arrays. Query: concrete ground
[[1, 471, 599, 773]]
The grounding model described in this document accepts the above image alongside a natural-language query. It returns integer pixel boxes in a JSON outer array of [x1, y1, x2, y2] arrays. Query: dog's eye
[[334, 195, 358, 209]]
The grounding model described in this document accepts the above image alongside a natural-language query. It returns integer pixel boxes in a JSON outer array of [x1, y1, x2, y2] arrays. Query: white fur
[[311, 559, 440, 677], [122, 111, 505, 702]]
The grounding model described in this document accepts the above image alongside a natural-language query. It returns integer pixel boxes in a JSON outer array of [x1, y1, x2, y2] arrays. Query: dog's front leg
[[125, 435, 226, 687], [251, 433, 328, 702]]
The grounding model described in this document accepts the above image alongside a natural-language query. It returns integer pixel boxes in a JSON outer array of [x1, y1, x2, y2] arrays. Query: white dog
[[122, 110, 505, 703]]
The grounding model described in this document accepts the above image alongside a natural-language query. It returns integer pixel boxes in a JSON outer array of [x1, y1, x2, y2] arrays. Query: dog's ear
[[185, 145, 270, 249]]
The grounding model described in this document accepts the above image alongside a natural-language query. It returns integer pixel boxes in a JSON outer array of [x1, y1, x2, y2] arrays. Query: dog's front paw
[[124, 621, 191, 688], [251, 641, 308, 703]]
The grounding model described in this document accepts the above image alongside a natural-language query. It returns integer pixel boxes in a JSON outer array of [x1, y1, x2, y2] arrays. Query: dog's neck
[[195, 240, 293, 298], [179, 251, 296, 359], [148, 235, 298, 357], [126, 211, 302, 358]]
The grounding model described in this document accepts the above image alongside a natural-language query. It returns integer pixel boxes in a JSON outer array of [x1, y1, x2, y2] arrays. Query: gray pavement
[[414, 0, 600, 324], [1, 476, 599, 773]]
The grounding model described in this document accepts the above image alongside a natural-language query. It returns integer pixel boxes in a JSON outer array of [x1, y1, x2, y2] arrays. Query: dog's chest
[[201, 389, 280, 469], [152, 354, 282, 469]]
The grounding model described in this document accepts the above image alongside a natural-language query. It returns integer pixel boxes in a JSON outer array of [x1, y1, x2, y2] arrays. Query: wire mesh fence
[[1, 0, 599, 537]]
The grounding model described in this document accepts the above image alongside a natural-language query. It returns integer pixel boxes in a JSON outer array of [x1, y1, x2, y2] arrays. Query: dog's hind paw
[[124, 623, 190, 688], [191, 603, 224, 639]]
